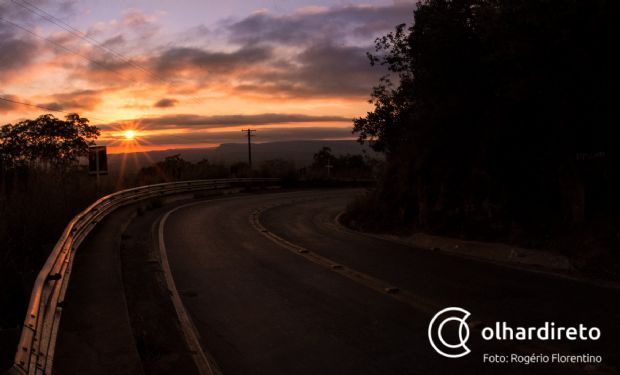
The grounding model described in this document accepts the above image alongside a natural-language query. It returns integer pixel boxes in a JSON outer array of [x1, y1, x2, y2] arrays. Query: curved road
[[159, 189, 619, 375]]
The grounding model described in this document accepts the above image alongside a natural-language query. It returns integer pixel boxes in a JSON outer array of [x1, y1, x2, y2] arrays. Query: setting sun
[[123, 130, 136, 140]]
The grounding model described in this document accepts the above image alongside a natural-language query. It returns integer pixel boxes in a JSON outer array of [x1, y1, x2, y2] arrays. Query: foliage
[[312, 147, 335, 168], [0, 168, 100, 332], [0, 113, 101, 365], [259, 159, 297, 180], [134, 149, 376, 185], [352, 0, 620, 247], [310, 146, 378, 180], [135, 155, 230, 184], [0, 114, 99, 168], [229, 161, 252, 177]]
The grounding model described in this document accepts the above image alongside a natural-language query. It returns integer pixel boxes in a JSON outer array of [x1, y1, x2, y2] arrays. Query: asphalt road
[[160, 189, 620, 375]]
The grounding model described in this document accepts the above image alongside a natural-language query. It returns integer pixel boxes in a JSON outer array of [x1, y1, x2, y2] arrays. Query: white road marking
[[158, 202, 223, 375]]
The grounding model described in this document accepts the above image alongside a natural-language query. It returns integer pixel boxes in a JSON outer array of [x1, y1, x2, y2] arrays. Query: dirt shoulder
[[336, 213, 620, 289]]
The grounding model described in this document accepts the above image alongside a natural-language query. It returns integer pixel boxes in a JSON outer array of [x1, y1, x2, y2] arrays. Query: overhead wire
[[11, 0, 155, 77], [2, 0, 210, 146], [9, 0, 205, 106], [0, 94, 112, 123], [0, 15, 143, 86]]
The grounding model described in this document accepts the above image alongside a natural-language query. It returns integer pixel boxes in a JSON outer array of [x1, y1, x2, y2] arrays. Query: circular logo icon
[[428, 307, 471, 358]]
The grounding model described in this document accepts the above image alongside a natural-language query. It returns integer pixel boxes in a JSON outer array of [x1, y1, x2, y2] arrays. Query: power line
[[0, 8, 144, 124], [0, 96, 111, 123], [11, 0, 154, 77], [1, 1, 207, 128], [0, 15, 143, 86], [9, 0, 204, 106]]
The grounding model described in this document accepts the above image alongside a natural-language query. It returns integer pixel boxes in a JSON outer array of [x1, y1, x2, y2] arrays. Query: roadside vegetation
[[344, 0, 620, 278], [0, 113, 377, 368], [0, 114, 101, 368], [131, 146, 378, 186]]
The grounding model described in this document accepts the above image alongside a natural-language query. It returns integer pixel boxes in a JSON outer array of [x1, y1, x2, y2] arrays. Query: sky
[[0, 0, 415, 153]]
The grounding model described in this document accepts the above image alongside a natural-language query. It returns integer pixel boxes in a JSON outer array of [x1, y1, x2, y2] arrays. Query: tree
[[0, 113, 100, 168], [229, 161, 251, 177], [159, 154, 191, 180], [260, 159, 297, 179], [312, 147, 334, 169], [352, 0, 620, 237]]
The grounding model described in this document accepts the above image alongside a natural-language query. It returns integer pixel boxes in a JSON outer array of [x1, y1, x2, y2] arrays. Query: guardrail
[[10, 178, 279, 375]]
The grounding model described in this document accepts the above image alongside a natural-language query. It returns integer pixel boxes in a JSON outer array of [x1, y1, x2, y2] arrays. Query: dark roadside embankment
[[343, 0, 620, 285], [341, 189, 620, 285]]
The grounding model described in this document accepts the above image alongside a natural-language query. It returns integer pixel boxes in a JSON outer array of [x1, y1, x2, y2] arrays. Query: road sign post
[[326, 159, 333, 179], [88, 145, 108, 191]]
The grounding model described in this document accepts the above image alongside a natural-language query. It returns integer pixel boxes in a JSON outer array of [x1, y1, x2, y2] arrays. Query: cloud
[[56, 1, 78, 17], [122, 9, 157, 28], [0, 0, 52, 23], [60, 2, 412, 101], [37, 89, 105, 111], [141, 40, 380, 99], [0, 31, 39, 78], [100, 113, 350, 130], [1, 0, 413, 145], [72, 3, 407, 98], [101, 34, 126, 48], [153, 98, 178, 108], [74, 44, 272, 91], [154, 45, 272, 75], [227, 3, 415, 45], [146, 4, 407, 98], [128, 126, 354, 146], [235, 42, 381, 98], [121, 8, 160, 39], [76, 55, 142, 86], [0, 95, 22, 113], [0, 1, 83, 82]]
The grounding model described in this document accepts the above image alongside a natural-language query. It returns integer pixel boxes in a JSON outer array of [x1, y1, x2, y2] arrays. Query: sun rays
[[123, 130, 136, 140]]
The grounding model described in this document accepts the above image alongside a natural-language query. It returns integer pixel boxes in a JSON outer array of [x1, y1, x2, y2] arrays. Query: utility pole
[[241, 129, 256, 168]]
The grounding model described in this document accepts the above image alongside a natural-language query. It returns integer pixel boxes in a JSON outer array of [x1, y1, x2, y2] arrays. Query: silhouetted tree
[[0, 114, 102, 340], [159, 154, 191, 180], [353, 0, 620, 241], [229, 161, 251, 177], [260, 159, 297, 180], [0, 113, 99, 169], [310, 147, 376, 180], [312, 147, 335, 169]]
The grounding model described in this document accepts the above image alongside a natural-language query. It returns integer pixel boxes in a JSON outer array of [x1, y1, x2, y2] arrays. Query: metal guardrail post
[[10, 178, 280, 375]]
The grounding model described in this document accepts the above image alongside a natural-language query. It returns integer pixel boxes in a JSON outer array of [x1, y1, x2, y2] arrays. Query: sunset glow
[[123, 130, 136, 141], [0, 0, 414, 153]]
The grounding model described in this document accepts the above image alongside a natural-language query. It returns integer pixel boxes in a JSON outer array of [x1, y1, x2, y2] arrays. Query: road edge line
[[158, 203, 222, 375], [249, 200, 437, 314]]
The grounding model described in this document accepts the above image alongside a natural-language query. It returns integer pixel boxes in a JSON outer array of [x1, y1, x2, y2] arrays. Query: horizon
[[0, 0, 414, 153], [105, 138, 365, 155], [2, 1, 619, 373]]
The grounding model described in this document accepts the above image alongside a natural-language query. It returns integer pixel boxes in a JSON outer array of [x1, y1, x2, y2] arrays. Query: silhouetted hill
[[107, 140, 378, 175]]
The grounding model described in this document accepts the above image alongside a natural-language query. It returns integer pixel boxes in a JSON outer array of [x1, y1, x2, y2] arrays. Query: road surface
[[157, 189, 619, 375]]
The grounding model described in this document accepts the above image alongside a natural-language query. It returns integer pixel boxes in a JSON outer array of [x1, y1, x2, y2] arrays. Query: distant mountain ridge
[[107, 140, 378, 175]]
